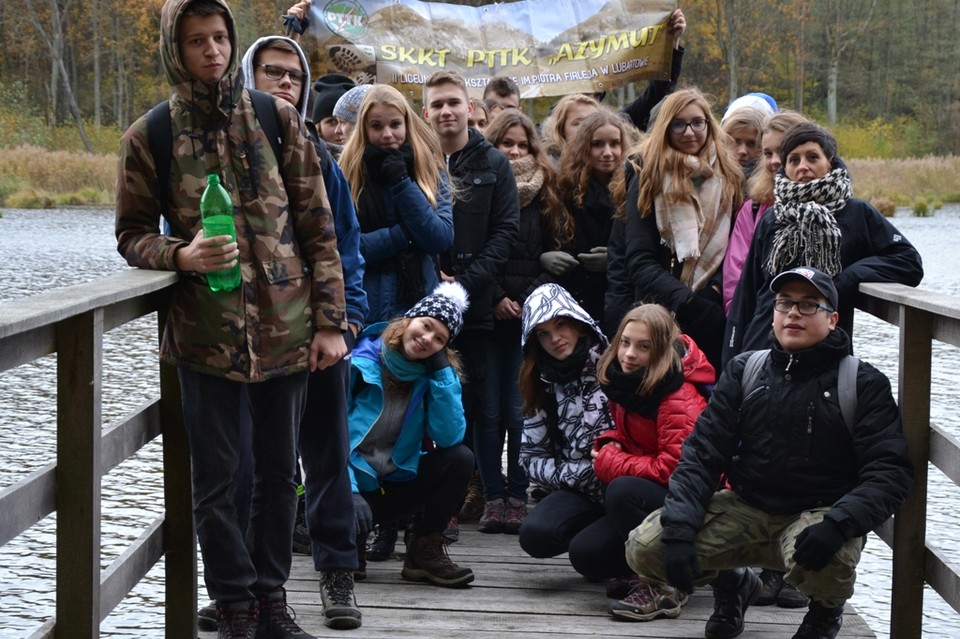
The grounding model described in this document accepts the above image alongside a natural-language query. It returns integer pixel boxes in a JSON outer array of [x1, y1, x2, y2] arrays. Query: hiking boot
[[401, 532, 475, 587], [199, 602, 219, 632], [292, 511, 311, 555], [256, 588, 316, 638], [478, 498, 505, 533], [458, 471, 484, 522], [354, 543, 367, 582], [529, 484, 551, 502], [319, 569, 362, 630], [442, 515, 459, 543], [705, 568, 761, 639], [791, 601, 844, 639], [755, 568, 783, 605], [777, 580, 811, 608], [216, 600, 258, 639], [367, 524, 398, 561], [502, 496, 526, 534], [609, 581, 686, 621], [606, 574, 643, 600]]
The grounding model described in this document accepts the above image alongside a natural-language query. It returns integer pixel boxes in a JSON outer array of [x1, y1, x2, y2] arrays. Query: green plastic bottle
[[199, 173, 241, 292]]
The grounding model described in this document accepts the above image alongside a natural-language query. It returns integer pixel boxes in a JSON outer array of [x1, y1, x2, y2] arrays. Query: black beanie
[[312, 73, 356, 123]]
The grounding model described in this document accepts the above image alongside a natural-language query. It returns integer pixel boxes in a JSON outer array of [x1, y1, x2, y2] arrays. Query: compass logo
[[322, 0, 369, 40]]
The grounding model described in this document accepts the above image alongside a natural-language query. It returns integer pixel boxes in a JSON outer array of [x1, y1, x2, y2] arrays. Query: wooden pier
[[197, 522, 875, 639]]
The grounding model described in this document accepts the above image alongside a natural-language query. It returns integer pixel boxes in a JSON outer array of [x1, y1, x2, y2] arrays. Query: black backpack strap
[[146, 100, 173, 217], [248, 88, 286, 186]]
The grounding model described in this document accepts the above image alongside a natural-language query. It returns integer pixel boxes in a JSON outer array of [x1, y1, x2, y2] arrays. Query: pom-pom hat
[[404, 282, 470, 339], [770, 266, 839, 311]]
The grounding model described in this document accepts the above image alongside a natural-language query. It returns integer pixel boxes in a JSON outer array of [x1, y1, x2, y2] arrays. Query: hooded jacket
[[241, 35, 367, 330], [116, 0, 346, 382], [519, 284, 613, 502], [592, 334, 714, 486], [661, 328, 913, 545]]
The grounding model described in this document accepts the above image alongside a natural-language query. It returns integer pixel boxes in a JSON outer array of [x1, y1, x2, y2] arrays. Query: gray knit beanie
[[332, 84, 373, 124]]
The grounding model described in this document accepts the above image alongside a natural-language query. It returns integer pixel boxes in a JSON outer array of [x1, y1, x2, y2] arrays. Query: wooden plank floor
[[200, 521, 876, 638]]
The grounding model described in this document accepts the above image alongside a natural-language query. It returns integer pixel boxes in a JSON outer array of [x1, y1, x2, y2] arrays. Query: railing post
[[56, 309, 104, 639], [157, 309, 198, 639], [890, 304, 932, 638]]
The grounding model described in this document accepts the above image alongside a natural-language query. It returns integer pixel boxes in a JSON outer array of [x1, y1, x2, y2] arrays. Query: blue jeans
[[298, 332, 358, 571], [178, 367, 306, 603], [518, 488, 604, 558], [473, 320, 528, 501]]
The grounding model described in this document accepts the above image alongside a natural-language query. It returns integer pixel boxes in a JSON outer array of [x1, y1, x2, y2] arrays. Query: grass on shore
[[1, 145, 959, 213]]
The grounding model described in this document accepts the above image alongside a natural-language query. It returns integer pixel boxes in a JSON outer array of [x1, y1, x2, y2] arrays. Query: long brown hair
[[518, 317, 590, 416], [747, 110, 808, 204], [380, 317, 463, 376], [541, 93, 601, 157], [484, 110, 566, 247], [636, 88, 742, 216], [596, 304, 682, 397], [339, 84, 448, 208]]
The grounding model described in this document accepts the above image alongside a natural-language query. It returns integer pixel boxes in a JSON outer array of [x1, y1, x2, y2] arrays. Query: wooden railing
[[0, 275, 958, 637], [0, 270, 195, 639]]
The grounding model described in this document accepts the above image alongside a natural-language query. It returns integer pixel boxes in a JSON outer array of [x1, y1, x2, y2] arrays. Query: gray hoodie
[[240, 36, 311, 121]]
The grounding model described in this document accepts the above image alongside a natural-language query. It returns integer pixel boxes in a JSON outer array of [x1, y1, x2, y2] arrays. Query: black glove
[[363, 145, 406, 185], [352, 493, 373, 540], [793, 518, 846, 571], [381, 147, 409, 185], [675, 287, 725, 336], [424, 348, 451, 373], [663, 540, 701, 595]]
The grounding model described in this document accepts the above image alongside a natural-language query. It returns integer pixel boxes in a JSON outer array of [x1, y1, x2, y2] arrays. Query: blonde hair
[[636, 87, 743, 216], [541, 94, 601, 157], [746, 110, 809, 204], [339, 84, 448, 208], [721, 107, 767, 140], [596, 304, 682, 397]]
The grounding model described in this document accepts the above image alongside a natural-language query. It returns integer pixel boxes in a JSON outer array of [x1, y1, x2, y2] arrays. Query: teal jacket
[[347, 323, 466, 493]]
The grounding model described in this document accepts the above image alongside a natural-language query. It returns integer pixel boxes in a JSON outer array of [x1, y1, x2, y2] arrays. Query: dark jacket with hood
[[116, 0, 346, 382], [441, 128, 520, 331], [660, 328, 913, 545]]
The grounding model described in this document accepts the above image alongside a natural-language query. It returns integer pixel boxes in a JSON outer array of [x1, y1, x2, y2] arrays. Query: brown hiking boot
[[401, 532, 475, 587], [458, 471, 484, 522]]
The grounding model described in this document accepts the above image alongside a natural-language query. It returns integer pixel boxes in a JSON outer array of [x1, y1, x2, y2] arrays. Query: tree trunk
[[724, 0, 738, 99], [795, 1, 805, 113], [92, 0, 101, 127]]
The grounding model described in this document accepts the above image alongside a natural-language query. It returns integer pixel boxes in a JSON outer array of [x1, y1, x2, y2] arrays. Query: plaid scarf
[[766, 166, 852, 277]]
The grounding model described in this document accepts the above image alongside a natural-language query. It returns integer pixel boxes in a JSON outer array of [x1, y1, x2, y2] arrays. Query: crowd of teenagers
[[114, 1, 925, 639]]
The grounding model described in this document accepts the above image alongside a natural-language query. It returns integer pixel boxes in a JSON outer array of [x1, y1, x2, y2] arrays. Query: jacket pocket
[[260, 256, 306, 285]]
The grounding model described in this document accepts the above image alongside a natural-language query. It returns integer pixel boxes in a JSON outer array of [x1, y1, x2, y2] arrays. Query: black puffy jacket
[[660, 328, 913, 544]]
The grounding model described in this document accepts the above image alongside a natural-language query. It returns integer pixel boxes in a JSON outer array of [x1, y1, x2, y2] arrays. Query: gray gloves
[[577, 246, 608, 272], [540, 250, 579, 276], [353, 493, 373, 539]]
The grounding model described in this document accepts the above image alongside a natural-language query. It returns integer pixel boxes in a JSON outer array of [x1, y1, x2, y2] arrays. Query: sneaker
[[791, 601, 844, 639], [777, 580, 811, 609], [319, 569, 362, 630], [401, 532, 475, 587], [199, 602, 219, 632], [458, 471, 484, 522], [609, 581, 685, 621], [755, 568, 782, 605], [367, 524, 398, 561], [502, 496, 526, 534], [478, 498, 505, 533], [256, 588, 316, 638], [442, 515, 459, 543], [605, 574, 643, 600], [216, 600, 258, 639], [705, 568, 761, 639], [292, 511, 311, 556]]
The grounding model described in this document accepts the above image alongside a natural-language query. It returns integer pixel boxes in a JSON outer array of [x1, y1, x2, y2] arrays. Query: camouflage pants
[[625, 490, 865, 609]]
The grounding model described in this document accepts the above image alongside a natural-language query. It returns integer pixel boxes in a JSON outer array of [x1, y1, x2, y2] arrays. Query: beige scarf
[[654, 145, 732, 292], [510, 155, 545, 208]]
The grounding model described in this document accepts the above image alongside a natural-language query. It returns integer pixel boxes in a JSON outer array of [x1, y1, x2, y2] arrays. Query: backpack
[[146, 88, 285, 216], [740, 349, 859, 435]]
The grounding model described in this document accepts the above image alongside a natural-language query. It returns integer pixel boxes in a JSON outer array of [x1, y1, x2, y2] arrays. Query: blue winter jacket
[[347, 323, 466, 493]]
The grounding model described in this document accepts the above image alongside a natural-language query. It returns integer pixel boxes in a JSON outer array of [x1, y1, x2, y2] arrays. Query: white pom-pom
[[432, 280, 470, 313]]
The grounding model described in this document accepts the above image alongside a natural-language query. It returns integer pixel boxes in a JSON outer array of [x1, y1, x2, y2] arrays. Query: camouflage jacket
[[116, 0, 346, 382]]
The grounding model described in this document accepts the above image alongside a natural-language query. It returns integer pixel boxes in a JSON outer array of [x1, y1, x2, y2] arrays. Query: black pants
[[568, 476, 668, 579]]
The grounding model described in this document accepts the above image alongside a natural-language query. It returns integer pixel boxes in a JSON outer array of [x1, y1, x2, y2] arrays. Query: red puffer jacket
[[592, 334, 714, 486]]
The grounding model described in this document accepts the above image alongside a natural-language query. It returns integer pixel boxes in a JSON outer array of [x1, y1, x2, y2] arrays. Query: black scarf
[[600, 342, 686, 417], [539, 335, 594, 384]]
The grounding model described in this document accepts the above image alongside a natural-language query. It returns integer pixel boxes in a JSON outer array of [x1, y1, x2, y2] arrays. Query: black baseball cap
[[770, 266, 839, 311]]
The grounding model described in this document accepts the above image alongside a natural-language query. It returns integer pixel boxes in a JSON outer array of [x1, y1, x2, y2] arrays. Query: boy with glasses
[[623, 266, 913, 639]]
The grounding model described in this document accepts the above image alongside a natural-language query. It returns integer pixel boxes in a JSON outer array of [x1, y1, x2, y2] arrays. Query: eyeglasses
[[669, 118, 708, 134], [257, 64, 306, 86], [773, 299, 835, 315]]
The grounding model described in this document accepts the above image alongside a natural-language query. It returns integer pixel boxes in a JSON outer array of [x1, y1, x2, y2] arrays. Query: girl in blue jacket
[[347, 282, 475, 588]]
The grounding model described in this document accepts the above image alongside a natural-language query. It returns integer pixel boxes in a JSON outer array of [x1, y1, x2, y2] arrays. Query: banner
[[305, 0, 677, 98]]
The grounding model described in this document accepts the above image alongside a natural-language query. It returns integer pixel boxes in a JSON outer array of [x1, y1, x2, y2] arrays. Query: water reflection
[[1, 207, 959, 638]]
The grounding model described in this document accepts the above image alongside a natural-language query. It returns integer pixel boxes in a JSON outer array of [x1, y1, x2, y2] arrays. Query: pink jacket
[[723, 200, 771, 315]]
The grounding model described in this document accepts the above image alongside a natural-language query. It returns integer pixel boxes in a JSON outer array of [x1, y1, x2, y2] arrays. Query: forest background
[[0, 0, 958, 209]]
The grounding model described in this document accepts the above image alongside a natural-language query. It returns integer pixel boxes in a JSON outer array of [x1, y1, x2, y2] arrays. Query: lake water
[[1, 206, 959, 638]]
